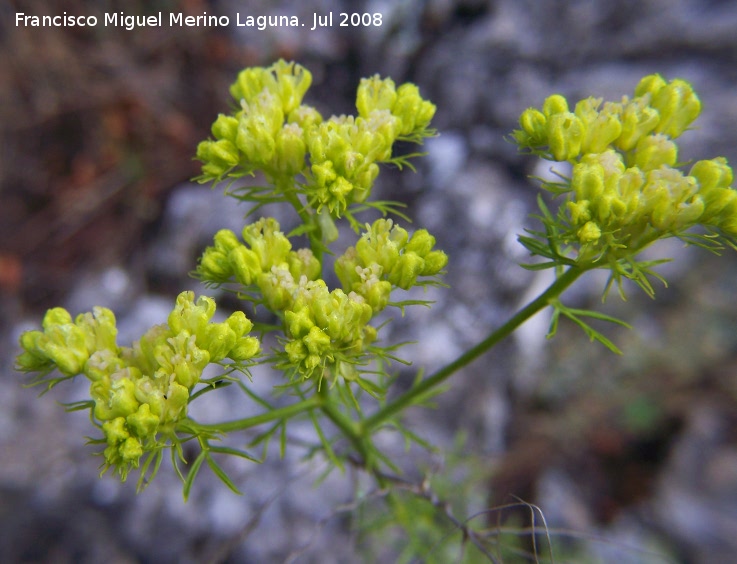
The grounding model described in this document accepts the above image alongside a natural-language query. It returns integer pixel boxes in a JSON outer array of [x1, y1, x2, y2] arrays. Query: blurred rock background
[[2, 0, 737, 561]]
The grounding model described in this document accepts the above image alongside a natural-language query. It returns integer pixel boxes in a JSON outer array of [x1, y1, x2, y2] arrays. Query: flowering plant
[[16, 61, 736, 557]]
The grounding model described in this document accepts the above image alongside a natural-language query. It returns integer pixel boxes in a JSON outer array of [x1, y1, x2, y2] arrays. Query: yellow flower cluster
[[196, 61, 436, 217], [16, 292, 260, 480], [197, 217, 447, 382], [335, 219, 448, 310], [197, 217, 322, 310], [513, 74, 736, 259], [282, 279, 376, 381], [196, 60, 313, 180]]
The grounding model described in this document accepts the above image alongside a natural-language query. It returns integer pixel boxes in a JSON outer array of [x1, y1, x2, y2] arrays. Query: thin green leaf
[[182, 450, 207, 501], [280, 421, 287, 459], [205, 453, 242, 495], [189, 380, 232, 402], [565, 307, 632, 329], [546, 306, 561, 339], [561, 310, 624, 355], [171, 443, 186, 484], [355, 377, 384, 400], [60, 399, 95, 412], [519, 260, 558, 271], [209, 445, 261, 464], [393, 423, 438, 453], [137, 449, 164, 493], [309, 410, 343, 471]]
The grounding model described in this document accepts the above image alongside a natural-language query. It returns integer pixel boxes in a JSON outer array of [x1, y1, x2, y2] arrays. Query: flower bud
[[275, 123, 306, 176], [327, 177, 353, 213], [103, 417, 130, 445], [420, 250, 449, 276], [198, 248, 233, 282], [389, 222, 409, 248], [258, 268, 296, 311], [211, 114, 239, 142], [303, 326, 331, 356], [577, 221, 602, 243], [361, 278, 392, 312], [134, 377, 165, 418], [109, 377, 139, 418], [271, 60, 312, 114], [392, 83, 436, 136], [230, 67, 269, 104], [356, 75, 397, 117], [311, 292, 343, 338], [228, 336, 260, 361], [230, 246, 261, 285], [576, 98, 622, 154], [168, 292, 215, 339], [119, 436, 143, 464], [405, 229, 436, 257], [352, 164, 380, 202], [547, 112, 584, 161], [201, 323, 237, 362], [126, 403, 160, 438], [618, 167, 646, 205], [703, 189, 737, 223], [214, 229, 240, 253], [242, 218, 292, 270], [163, 381, 189, 421], [210, 140, 239, 168], [567, 200, 592, 225], [76, 306, 118, 353], [16, 331, 53, 373], [288, 105, 323, 131], [717, 197, 737, 235], [634, 74, 667, 98], [542, 94, 569, 117], [43, 307, 73, 330], [692, 159, 737, 222], [517, 108, 547, 146], [43, 323, 90, 376], [690, 157, 733, 194], [674, 197, 705, 229], [344, 296, 373, 335], [571, 162, 605, 201], [285, 307, 315, 339], [650, 188, 677, 230], [388, 251, 425, 290], [226, 310, 254, 337], [616, 98, 659, 151], [197, 140, 239, 179], [285, 339, 307, 365], [85, 349, 125, 382], [651, 79, 701, 139], [334, 247, 362, 291], [236, 92, 283, 166], [633, 134, 678, 171], [312, 160, 337, 188], [288, 248, 321, 281]]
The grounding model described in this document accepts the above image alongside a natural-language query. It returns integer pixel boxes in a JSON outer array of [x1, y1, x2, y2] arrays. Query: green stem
[[277, 177, 310, 226], [317, 384, 376, 470], [277, 177, 325, 264], [191, 396, 321, 434], [363, 265, 587, 431]]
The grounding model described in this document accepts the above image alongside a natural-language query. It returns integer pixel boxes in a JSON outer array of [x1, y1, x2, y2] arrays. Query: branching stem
[[362, 266, 587, 432]]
